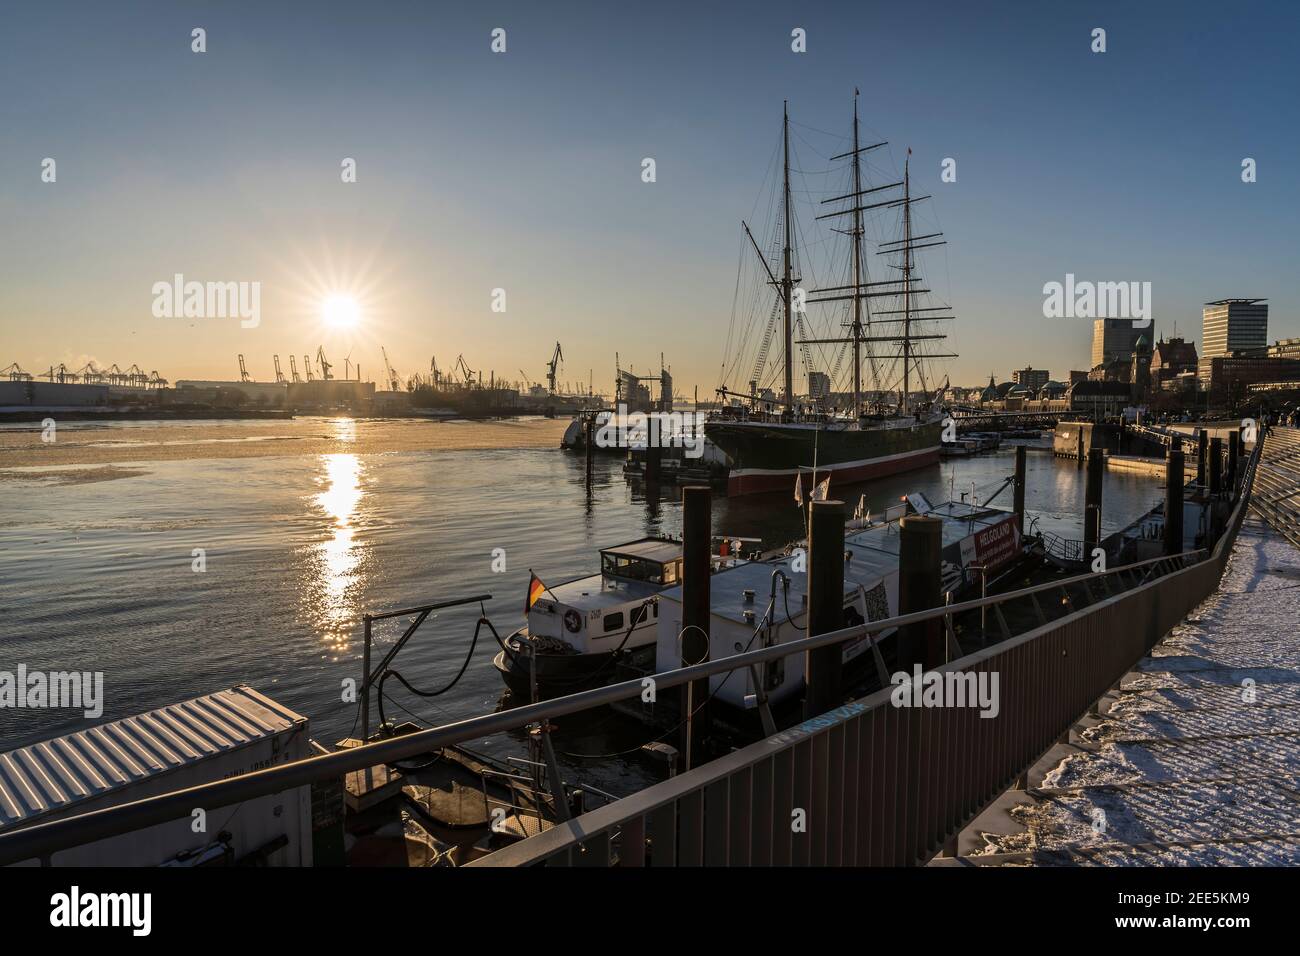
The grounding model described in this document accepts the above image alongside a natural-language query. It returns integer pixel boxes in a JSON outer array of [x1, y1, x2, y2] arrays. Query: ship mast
[[901, 153, 912, 415], [782, 100, 794, 415], [850, 92, 864, 417], [800, 103, 957, 419]]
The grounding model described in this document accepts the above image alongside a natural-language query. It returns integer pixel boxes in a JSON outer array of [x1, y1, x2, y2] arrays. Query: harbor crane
[[304, 355, 315, 382], [238, 355, 251, 383], [273, 355, 286, 383], [452, 354, 477, 385], [381, 347, 401, 392], [288, 354, 301, 383], [317, 346, 333, 381], [547, 342, 563, 395], [3, 363, 34, 382]]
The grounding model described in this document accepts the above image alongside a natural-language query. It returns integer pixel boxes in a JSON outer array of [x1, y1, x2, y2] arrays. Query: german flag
[[525, 570, 547, 615]]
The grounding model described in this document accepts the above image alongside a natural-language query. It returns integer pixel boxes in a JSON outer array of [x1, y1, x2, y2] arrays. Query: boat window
[[661, 559, 681, 586], [601, 554, 668, 584], [603, 612, 625, 633]]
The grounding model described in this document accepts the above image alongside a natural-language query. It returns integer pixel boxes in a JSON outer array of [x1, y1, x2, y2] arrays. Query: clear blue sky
[[1, 0, 1296, 391]]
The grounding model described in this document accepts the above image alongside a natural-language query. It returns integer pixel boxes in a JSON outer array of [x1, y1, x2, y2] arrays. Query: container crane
[[317, 346, 332, 381], [304, 355, 315, 382], [238, 355, 251, 383], [288, 355, 301, 383], [273, 355, 286, 383], [3, 363, 34, 382]]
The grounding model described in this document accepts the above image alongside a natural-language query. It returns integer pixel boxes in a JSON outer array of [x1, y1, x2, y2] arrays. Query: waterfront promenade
[[959, 429, 1300, 865]]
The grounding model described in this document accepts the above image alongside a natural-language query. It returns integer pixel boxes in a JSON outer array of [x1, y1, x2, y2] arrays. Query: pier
[[951, 426, 1300, 865], [0, 430, 1288, 868]]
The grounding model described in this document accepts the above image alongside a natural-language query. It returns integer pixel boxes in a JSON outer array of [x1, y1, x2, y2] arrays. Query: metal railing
[[473, 444, 1261, 866], [1250, 427, 1300, 550], [0, 447, 1258, 867]]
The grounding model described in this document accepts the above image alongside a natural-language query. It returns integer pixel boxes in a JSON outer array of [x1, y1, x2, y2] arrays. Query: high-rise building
[[1202, 299, 1268, 359], [1091, 318, 1140, 368], [1011, 366, 1049, 393], [807, 370, 830, 400]]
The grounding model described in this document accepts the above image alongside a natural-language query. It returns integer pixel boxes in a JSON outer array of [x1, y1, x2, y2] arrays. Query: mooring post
[[1196, 428, 1207, 486], [1164, 443, 1185, 556], [805, 498, 846, 719], [1209, 436, 1223, 498], [898, 515, 944, 670], [1077, 425, 1085, 469], [1227, 429, 1240, 498], [1013, 445, 1027, 536], [645, 444, 661, 484], [584, 414, 595, 482], [680, 485, 712, 767], [1085, 447, 1104, 555]]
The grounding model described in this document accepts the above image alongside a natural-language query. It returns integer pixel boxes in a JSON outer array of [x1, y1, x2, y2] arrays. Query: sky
[[1, 0, 1297, 395]]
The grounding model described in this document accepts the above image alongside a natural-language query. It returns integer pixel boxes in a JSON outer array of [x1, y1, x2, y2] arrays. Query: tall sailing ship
[[707, 95, 955, 496]]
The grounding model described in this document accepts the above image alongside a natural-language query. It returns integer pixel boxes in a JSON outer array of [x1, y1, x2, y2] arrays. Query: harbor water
[[1, 417, 1165, 793]]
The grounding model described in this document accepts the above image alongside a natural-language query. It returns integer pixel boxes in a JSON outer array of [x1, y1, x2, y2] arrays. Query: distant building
[[1068, 370, 1090, 385], [1151, 336, 1198, 388], [617, 369, 652, 411], [1067, 380, 1132, 417], [1201, 355, 1300, 404], [1011, 366, 1049, 393], [1092, 318, 1140, 368], [175, 380, 288, 407], [1268, 337, 1300, 360], [1202, 299, 1268, 360], [1088, 360, 1131, 384], [1130, 334, 1153, 401], [807, 371, 831, 401]]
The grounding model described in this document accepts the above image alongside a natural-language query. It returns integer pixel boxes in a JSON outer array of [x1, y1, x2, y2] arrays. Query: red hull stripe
[[726, 446, 940, 496]]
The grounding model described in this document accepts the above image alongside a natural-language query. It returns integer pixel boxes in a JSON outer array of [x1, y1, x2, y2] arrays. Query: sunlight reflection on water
[[307, 420, 366, 651]]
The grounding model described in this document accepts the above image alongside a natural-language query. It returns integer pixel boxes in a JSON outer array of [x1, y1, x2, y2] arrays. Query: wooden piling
[[1085, 447, 1104, 554], [1227, 429, 1240, 498], [1209, 436, 1223, 497], [1164, 445, 1184, 556], [898, 515, 944, 671], [1013, 445, 1026, 535], [805, 499, 845, 719]]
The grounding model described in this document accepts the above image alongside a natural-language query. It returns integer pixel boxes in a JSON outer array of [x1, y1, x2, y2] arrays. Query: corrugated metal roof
[[0, 685, 306, 830]]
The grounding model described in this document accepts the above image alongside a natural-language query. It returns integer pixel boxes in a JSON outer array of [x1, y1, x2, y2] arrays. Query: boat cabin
[[525, 538, 682, 654]]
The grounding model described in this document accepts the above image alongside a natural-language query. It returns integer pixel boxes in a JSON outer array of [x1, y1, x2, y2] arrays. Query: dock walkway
[[961, 430, 1300, 866]]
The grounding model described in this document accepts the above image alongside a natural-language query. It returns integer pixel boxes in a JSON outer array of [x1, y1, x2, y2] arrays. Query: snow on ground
[[976, 516, 1300, 865]]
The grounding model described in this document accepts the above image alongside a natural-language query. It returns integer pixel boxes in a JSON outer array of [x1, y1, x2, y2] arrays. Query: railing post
[[805, 499, 846, 718], [1085, 447, 1104, 555], [898, 515, 944, 671], [1164, 443, 1185, 556], [1013, 444, 1027, 536], [680, 485, 712, 766]]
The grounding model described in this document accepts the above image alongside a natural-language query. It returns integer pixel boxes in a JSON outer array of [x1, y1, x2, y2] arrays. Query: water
[[0, 417, 1162, 793]]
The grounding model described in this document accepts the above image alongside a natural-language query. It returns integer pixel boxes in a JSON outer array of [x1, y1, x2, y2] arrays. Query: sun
[[322, 294, 361, 329]]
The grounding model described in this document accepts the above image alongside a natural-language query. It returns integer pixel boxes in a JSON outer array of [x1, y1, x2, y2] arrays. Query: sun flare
[[322, 294, 361, 329]]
